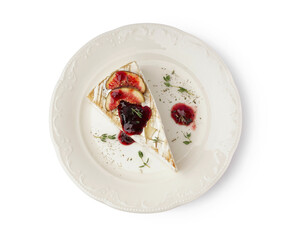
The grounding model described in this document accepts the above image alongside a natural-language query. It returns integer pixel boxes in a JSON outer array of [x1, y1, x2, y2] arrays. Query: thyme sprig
[[138, 151, 150, 168], [183, 132, 192, 145], [151, 136, 162, 143], [131, 108, 143, 118], [94, 133, 116, 142], [163, 74, 171, 82], [175, 114, 187, 124], [163, 73, 194, 96]]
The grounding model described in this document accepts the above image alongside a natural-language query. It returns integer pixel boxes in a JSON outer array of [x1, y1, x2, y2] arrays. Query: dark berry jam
[[118, 101, 152, 135], [118, 131, 135, 145], [171, 103, 195, 126]]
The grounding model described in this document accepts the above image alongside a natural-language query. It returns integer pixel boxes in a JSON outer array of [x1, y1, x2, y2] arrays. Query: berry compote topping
[[118, 131, 135, 145], [118, 101, 152, 135], [171, 103, 195, 126]]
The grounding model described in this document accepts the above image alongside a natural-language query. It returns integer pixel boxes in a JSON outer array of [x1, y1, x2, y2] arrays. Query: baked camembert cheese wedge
[[88, 62, 177, 171]]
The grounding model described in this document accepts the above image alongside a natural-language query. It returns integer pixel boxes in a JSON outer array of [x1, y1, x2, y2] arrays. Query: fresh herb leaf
[[162, 73, 194, 96], [94, 133, 116, 142], [151, 137, 162, 143], [171, 70, 175, 75], [163, 74, 171, 82], [182, 132, 192, 145], [139, 160, 150, 168], [178, 87, 187, 93], [131, 108, 143, 118], [179, 115, 187, 124], [177, 87, 194, 95], [164, 82, 171, 87], [183, 132, 191, 138], [138, 151, 143, 159], [107, 134, 116, 140], [138, 151, 150, 168]]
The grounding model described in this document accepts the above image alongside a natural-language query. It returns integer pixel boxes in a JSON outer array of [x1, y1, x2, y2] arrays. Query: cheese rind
[[87, 62, 177, 171]]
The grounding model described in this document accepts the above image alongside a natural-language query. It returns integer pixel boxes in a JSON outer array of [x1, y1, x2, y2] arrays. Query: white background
[[1, 0, 290, 239]]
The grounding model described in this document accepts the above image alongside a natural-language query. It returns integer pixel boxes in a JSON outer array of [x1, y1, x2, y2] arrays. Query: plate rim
[[49, 23, 242, 213]]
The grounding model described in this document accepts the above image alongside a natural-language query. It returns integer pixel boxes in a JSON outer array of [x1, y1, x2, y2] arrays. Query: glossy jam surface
[[118, 131, 135, 145], [118, 101, 152, 135], [171, 103, 195, 126], [106, 71, 145, 92]]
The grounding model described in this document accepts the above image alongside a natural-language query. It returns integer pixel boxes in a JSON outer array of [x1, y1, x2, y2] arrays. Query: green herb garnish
[[139, 158, 150, 168], [180, 116, 187, 123], [138, 150, 143, 158], [131, 108, 143, 118], [94, 133, 116, 142], [151, 137, 162, 143], [171, 70, 175, 75], [163, 73, 194, 96], [178, 87, 187, 93], [182, 132, 192, 145], [164, 82, 172, 87], [163, 74, 171, 82], [138, 151, 150, 168], [178, 87, 194, 95], [107, 134, 116, 140], [176, 114, 187, 124]]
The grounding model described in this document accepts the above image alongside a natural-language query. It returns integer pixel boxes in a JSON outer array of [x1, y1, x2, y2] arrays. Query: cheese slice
[[87, 61, 177, 171]]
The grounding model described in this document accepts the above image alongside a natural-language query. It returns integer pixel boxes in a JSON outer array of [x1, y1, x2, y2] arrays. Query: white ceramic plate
[[50, 23, 242, 213]]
